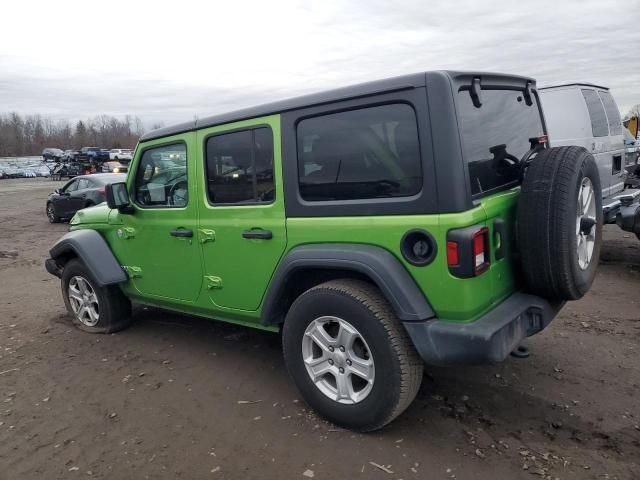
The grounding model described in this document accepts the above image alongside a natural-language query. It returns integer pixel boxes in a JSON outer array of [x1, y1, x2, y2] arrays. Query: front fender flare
[[261, 244, 435, 324], [46, 229, 127, 286]]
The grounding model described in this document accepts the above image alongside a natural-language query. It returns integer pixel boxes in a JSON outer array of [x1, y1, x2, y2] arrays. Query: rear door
[[196, 115, 287, 312], [598, 90, 625, 195], [69, 178, 91, 212]]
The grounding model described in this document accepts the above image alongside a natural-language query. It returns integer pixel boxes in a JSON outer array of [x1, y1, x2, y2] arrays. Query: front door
[[54, 178, 79, 218], [115, 133, 203, 302], [196, 115, 287, 312]]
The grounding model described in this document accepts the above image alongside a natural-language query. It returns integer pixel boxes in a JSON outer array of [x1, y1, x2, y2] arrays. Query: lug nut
[[329, 346, 334, 352], [328, 359, 334, 365], [339, 367, 345, 374], [339, 346, 345, 352], [346, 359, 352, 366]]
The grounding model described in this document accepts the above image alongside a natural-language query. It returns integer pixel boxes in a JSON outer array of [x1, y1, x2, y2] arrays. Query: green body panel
[[193, 115, 288, 312], [285, 186, 518, 322], [68, 115, 521, 328], [102, 132, 203, 303]]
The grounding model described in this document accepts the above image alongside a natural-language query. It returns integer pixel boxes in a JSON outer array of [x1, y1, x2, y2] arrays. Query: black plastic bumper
[[45, 258, 62, 278], [616, 204, 640, 234], [403, 293, 564, 366]]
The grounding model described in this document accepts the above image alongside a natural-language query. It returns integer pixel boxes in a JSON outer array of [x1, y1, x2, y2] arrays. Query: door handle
[[170, 228, 193, 238], [242, 229, 273, 240]]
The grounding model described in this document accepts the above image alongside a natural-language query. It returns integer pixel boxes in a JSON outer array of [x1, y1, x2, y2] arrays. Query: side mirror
[[106, 182, 134, 214]]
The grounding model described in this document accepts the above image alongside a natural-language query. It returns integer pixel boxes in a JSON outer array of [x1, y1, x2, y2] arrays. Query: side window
[[598, 91, 623, 136], [581, 89, 609, 137], [63, 180, 78, 192], [205, 127, 274, 204], [133, 143, 188, 208], [296, 104, 422, 201], [76, 178, 90, 190]]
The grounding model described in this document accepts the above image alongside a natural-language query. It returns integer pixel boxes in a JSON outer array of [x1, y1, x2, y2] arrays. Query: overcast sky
[[1, 0, 639, 128]]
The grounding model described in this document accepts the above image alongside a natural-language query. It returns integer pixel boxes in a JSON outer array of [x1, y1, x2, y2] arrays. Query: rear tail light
[[472, 227, 490, 275], [97, 188, 106, 195], [446, 225, 491, 278], [446, 241, 459, 266]]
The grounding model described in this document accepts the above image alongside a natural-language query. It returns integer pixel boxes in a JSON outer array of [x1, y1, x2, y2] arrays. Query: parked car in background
[[101, 161, 128, 173], [42, 148, 64, 161], [110, 149, 133, 161], [77, 147, 110, 163], [62, 150, 79, 161], [51, 162, 83, 180], [46, 173, 126, 223], [539, 83, 639, 238]]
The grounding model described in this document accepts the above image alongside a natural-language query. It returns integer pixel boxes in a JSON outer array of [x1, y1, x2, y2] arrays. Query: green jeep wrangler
[[45, 71, 602, 431]]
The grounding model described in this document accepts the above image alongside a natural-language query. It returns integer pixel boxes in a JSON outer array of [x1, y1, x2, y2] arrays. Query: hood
[[69, 203, 111, 226]]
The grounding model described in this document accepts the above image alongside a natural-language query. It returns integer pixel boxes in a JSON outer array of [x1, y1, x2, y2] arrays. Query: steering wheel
[[169, 180, 188, 206]]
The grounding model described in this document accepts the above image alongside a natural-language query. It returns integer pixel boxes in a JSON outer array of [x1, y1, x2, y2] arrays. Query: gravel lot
[[0, 178, 639, 480]]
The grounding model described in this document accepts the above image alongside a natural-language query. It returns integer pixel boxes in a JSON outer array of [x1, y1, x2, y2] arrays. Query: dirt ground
[[0, 178, 638, 480]]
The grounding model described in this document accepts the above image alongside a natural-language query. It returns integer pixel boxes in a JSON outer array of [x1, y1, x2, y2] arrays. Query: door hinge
[[204, 275, 223, 289], [122, 265, 142, 278], [198, 229, 216, 243], [117, 227, 136, 239]]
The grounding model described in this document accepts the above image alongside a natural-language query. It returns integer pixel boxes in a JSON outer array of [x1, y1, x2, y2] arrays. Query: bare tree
[[0, 113, 146, 157]]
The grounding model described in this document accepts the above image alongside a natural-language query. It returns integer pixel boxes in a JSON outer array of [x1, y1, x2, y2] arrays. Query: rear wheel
[[282, 279, 423, 431], [517, 146, 602, 300], [61, 258, 132, 333]]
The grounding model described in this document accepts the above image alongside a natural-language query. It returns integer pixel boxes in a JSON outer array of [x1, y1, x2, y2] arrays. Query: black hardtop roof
[[539, 82, 610, 91], [140, 70, 535, 142]]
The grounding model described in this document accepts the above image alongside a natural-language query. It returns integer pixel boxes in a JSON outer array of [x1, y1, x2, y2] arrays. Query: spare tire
[[517, 146, 602, 300]]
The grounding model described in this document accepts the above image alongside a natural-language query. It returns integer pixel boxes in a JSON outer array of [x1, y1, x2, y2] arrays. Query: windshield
[[457, 89, 544, 196]]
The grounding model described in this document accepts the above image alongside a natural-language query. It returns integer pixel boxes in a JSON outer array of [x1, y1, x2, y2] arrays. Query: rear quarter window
[[581, 89, 609, 137], [296, 103, 422, 202], [598, 91, 623, 136]]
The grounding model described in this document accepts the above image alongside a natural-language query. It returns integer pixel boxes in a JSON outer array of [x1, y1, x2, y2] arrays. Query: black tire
[[61, 258, 132, 333], [517, 146, 602, 300], [84, 201, 94, 208], [46, 202, 60, 223], [282, 279, 423, 432]]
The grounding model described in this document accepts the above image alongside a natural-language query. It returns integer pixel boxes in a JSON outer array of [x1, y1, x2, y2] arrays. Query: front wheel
[[282, 279, 423, 432], [46, 203, 60, 223], [61, 258, 132, 333]]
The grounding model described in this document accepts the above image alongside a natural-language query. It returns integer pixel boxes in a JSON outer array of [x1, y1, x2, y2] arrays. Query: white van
[[539, 83, 625, 199], [539, 83, 639, 235]]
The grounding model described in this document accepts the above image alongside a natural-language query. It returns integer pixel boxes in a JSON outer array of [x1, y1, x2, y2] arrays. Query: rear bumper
[[403, 293, 564, 365], [614, 189, 640, 235]]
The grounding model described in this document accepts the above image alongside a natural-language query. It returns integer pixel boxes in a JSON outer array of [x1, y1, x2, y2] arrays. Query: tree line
[[0, 113, 161, 157]]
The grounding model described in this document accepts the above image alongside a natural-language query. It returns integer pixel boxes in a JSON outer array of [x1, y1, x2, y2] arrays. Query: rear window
[[581, 89, 609, 137], [457, 89, 544, 196], [598, 91, 623, 136], [297, 104, 422, 201]]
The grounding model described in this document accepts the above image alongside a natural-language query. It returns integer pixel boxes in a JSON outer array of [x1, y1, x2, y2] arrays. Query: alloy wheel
[[576, 177, 597, 270], [67, 276, 100, 327], [301, 316, 375, 404]]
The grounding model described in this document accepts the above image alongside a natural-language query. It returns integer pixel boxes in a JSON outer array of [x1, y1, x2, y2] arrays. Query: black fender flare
[[46, 229, 127, 286], [260, 244, 435, 324]]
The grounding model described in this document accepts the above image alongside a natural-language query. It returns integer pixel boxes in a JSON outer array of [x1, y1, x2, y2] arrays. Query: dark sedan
[[46, 173, 126, 223]]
